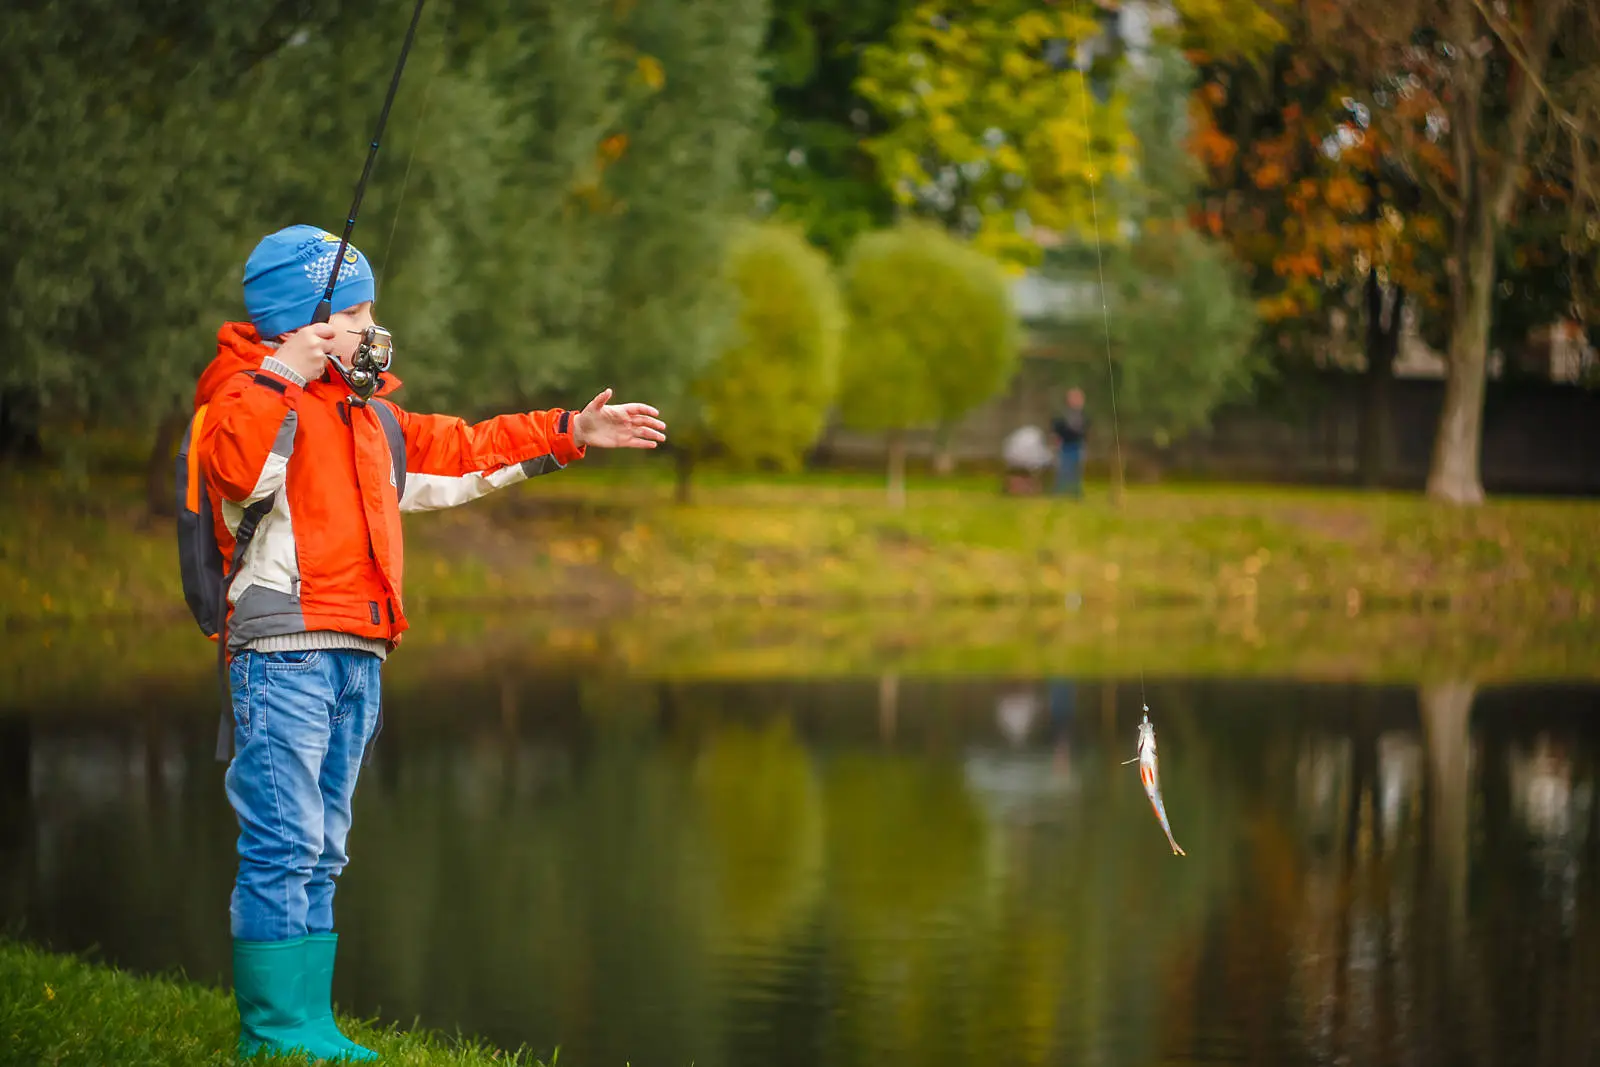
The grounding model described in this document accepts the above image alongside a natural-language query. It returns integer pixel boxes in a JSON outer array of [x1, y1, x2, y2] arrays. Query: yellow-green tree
[[678, 220, 846, 500], [856, 1, 1135, 266], [838, 223, 1017, 506]]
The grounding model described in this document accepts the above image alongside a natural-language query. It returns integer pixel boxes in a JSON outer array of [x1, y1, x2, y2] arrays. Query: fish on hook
[[1122, 707, 1186, 856]]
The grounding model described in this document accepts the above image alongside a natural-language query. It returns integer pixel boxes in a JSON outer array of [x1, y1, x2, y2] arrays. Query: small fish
[[1122, 707, 1186, 855]]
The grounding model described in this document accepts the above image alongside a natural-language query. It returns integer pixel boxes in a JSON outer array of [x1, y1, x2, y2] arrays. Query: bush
[[689, 221, 846, 477], [837, 223, 1017, 502]]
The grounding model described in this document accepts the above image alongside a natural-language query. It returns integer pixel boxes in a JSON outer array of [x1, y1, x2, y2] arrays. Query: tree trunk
[[1427, 210, 1495, 505], [931, 423, 955, 476], [885, 429, 907, 508], [674, 446, 694, 505], [146, 411, 187, 518], [0, 389, 44, 463], [1360, 275, 1403, 488]]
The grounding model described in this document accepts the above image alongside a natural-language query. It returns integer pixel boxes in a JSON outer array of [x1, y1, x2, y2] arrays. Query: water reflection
[[2, 675, 1599, 1066]]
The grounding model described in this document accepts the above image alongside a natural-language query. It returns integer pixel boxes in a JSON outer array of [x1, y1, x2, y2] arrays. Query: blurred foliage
[[0, 0, 769, 448], [682, 221, 845, 486], [755, 0, 916, 254], [1041, 38, 1258, 445], [1106, 222, 1259, 444], [1103, 42, 1259, 443], [1171, 0, 1290, 67], [836, 223, 1017, 499], [1180, 0, 1448, 365], [857, 1, 1134, 267]]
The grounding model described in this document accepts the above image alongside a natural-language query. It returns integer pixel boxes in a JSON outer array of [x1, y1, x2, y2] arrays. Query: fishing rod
[[315, 0, 430, 405]]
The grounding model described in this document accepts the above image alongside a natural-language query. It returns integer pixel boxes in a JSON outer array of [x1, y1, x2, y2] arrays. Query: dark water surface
[[4, 666, 1600, 1066]]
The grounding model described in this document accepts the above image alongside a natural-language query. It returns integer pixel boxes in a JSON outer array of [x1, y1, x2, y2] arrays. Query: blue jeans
[[225, 649, 382, 942], [1055, 442, 1083, 497]]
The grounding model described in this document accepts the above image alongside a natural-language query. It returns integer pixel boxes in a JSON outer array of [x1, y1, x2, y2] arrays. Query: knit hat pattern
[[243, 225, 376, 340]]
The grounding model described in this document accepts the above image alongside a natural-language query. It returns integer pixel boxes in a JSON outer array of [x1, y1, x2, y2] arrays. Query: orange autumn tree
[[1306, 0, 1600, 503], [1180, 0, 1451, 483]]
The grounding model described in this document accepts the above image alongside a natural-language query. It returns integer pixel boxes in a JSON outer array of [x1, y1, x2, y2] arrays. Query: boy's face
[[326, 302, 377, 368]]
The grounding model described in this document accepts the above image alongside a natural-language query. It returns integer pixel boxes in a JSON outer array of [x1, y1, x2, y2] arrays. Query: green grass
[[4, 460, 1600, 705], [6, 459, 1597, 626], [0, 941, 544, 1066]]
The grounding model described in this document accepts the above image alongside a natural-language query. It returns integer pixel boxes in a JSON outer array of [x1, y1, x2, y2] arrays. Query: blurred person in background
[[1050, 387, 1089, 498]]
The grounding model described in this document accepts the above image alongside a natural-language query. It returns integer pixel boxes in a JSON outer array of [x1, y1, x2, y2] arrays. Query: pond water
[[3, 651, 1599, 1067]]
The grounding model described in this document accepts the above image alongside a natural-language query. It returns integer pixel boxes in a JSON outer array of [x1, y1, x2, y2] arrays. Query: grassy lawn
[[4, 458, 1597, 626], [0, 941, 542, 1066], [2, 457, 1598, 709]]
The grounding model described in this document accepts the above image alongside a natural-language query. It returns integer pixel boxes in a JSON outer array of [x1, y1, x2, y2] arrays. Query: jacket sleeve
[[198, 361, 304, 507], [392, 405, 586, 513]]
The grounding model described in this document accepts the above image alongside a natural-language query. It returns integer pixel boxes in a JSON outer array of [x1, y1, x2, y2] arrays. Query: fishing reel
[[329, 324, 393, 405]]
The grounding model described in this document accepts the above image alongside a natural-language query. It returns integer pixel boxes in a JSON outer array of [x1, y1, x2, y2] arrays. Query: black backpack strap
[[214, 494, 276, 762], [371, 399, 407, 502]]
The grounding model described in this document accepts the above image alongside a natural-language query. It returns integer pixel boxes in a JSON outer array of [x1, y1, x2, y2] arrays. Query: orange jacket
[[195, 322, 584, 651]]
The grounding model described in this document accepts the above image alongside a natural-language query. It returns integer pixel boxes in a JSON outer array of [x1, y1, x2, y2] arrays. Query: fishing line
[[376, 12, 446, 285], [1069, 0, 1147, 710], [1067, 14, 1184, 862], [317, 0, 430, 325]]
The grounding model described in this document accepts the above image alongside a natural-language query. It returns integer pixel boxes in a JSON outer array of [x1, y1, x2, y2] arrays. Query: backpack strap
[[213, 493, 277, 762], [371, 398, 407, 503], [212, 369, 289, 761]]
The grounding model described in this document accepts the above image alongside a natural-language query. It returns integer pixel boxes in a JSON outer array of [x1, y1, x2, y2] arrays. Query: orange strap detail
[[185, 405, 209, 513]]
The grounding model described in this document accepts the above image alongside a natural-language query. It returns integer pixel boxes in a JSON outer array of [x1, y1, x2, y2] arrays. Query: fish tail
[[1148, 788, 1185, 856]]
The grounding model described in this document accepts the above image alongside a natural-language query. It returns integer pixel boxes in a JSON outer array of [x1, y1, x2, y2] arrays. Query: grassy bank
[[4, 461, 1600, 708], [5, 461, 1599, 626], [0, 941, 540, 1066]]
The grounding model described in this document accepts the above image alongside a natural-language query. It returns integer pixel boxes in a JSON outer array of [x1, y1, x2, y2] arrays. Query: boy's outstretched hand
[[571, 388, 667, 450]]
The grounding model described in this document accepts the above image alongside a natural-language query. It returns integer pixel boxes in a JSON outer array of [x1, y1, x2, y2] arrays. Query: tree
[[856, 1, 1135, 267], [1310, 0, 1600, 503], [758, 0, 918, 254], [379, 0, 772, 414], [1099, 42, 1259, 449], [1181, 1, 1453, 485], [1106, 224, 1260, 445], [837, 223, 1017, 506], [0, 0, 357, 456], [676, 220, 846, 501], [1, 0, 772, 496]]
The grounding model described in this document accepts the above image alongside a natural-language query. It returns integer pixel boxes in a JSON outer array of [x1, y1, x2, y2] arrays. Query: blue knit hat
[[242, 225, 376, 339]]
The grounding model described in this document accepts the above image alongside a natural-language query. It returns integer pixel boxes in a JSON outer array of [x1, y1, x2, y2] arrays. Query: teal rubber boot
[[304, 934, 379, 1062], [233, 937, 315, 1061], [235, 940, 372, 1055]]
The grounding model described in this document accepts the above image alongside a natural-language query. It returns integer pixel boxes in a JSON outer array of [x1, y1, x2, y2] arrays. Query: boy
[[197, 224, 666, 1061]]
